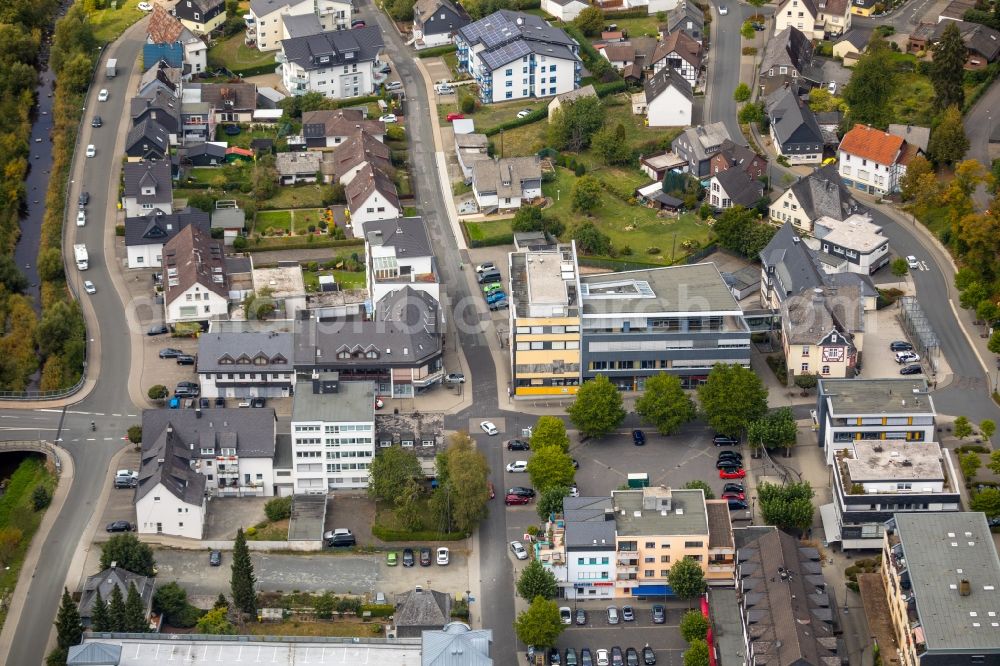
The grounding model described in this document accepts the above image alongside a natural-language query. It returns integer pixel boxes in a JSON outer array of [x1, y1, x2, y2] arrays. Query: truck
[[74, 244, 89, 271], [106, 58, 117, 78]]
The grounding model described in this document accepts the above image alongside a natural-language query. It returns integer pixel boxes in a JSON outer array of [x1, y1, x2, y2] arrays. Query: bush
[[483, 108, 548, 136], [386, 125, 405, 141], [148, 385, 168, 400], [264, 496, 293, 522], [370, 524, 467, 541], [32, 486, 52, 511], [415, 44, 457, 58], [359, 604, 395, 618], [460, 96, 475, 114]]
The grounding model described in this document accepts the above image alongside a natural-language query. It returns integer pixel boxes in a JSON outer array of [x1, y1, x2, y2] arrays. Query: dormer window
[[337, 351, 350, 359], [319, 55, 330, 63], [365, 350, 378, 359]]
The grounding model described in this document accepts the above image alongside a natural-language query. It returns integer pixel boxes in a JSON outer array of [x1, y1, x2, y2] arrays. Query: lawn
[[246, 620, 384, 637], [543, 167, 714, 262], [260, 185, 327, 210], [437, 96, 549, 130], [302, 267, 367, 290], [496, 119, 549, 157], [215, 125, 284, 149], [465, 218, 513, 245], [889, 73, 935, 127], [89, 5, 146, 44], [255, 208, 332, 235], [186, 165, 252, 187], [601, 15, 666, 38], [247, 519, 289, 541], [208, 32, 277, 72]]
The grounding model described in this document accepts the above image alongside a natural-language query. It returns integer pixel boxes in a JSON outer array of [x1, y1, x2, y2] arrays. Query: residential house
[[245, 0, 352, 51], [300, 109, 385, 148], [907, 22, 936, 54], [145, 5, 208, 77], [138, 60, 182, 99], [547, 84, 597, 120], [838, 123, 916, 195], [275, 151, 322, 184], [758, 26, 816, 96], [124, 119, 170, 161], [643, 65, 693, 127], [394, 588, 451, 638], [455, 10, 581, 104], [365, 216, 438, 303], [661, 2, 705, 44], [173, 0, 226, 35], [882, 513, 1000, 665], [140, 407, 278, 503], [938, 0, 977, 22], [130, 90, 181, 144], [122, 161, 173, 218], [199, 82, 259, 123], [931, 19, 1000, 69], [212, 203, 246, 245], [734, 528, 843, 664], [181, 142, 227, 166], [279, 26, 384, 99], [290, 373, 375, 491], [281, 11, 324, 40], [541, 0, 589, 20], [775, 0, 851, 38], [888, 124, 930, 154], [323, 130, 391, 184], [455, 132, 489, 181], [708, 167, 764, 209], [422, 624, 493, 666], [293, 287, 444, 397], [849, 0, 879, 16], [197, 331, 294, 399], [135, 418, 207, 539], [650, 30, 703, 89], [471, 156, 542, 212], [536, 496, 616, 600], [780, 284, 863, 380], [180, 96, 213, 145], [815, 377, 936, 464], [599, 42, 638, 71], [813, 213, 890, 274], [833, 27, 871, 59], [709, 139, 767, 179], [824, 440, 960, 550], [346, 163, 401, 235], [78, 564, 155, 629], [639, 151, 688, 180], [125, 207, 210, 269], [162, 225, 230, 325], [671, 122, 733, 177], [412, 0, 470, 48], [765, 85, 825, 164], [768, 163, 867, 232], [375, 411, 445, 477]]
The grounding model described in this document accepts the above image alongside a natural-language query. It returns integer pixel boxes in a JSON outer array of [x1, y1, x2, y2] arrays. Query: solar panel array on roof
[[481, 39, 531, 70]]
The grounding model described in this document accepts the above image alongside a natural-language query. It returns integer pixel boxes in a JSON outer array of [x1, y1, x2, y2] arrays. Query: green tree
[[148, 384, 168, 400], [698, 363, 769, 437], [0, 527, 21, 566], [807, 87, 842, 112], [990, 329, 1000, 354], [931, 21, 967, 111], [195, 607, 236, 635], [108, 584, 126, 632], [591, 122, 632, 166], [0, 255, 27, 293], [746, 407, 798, 453], [514, 597, 565, 648], [230, 527, 257, 616], [572, 222, 612, 255], [574, 5, 604, 36], [32, 485, 52, 511], [548, 96, 605, 151], [737, 101, 764, 125], [568, 374, 626, 438], [928, 105, 969, 165], [527, 446, 576, 492], [981, 419, 996, 441], [682, 480, 715, 499], [264, 497, 292, 522], [842, 37, 894, 128], [683, 639, 711, 666], [537, 486, 569, 521], [100, 534, 156, 576], [252, 154, 278, 201], [680, 610, 709, 642], [55, 588, 82, 651], [758, 481, 815, 531], [891, 257, 910, 277], [126, 425, 142, 445], [669, 557, 707, 604], [37, 246, 64, 282], [977, 300, 998, 326], [124, 582, 148, 633], [367, 446, 421, 504], [741, 20, 755, 40], [961, 451, 983, 480], [154, 582, 191, 627], [91, 589, 110, 632], [712, 206, 776, 258], [516, 559, 559, 601], [395, 478, 424, 531], [733, 82, 751, 102], [572, 175, 603, 213], [531, 416, 570, 452], [900, 154, 933, 201], [433, 432, 490, 534], [635, 373, 696, 435], [971, 487, 1000, 517], [954, 416, 973, 440], [794, 373, 818, 391]]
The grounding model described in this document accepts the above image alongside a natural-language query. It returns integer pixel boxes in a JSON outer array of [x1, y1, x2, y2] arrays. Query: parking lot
[[549, 601, 690, 666]]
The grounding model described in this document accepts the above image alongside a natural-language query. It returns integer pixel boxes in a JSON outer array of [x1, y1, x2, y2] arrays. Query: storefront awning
[[632, 585, 672, 597]]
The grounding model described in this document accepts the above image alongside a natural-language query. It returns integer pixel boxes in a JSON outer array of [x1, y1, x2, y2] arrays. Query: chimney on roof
[[960, 579, 972, 596]]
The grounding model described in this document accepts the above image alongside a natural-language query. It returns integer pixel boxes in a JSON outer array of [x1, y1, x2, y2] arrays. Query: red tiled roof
[[839, 124, 905, 165], [148, 4, 185, 44], [226, 146, 254, 157]]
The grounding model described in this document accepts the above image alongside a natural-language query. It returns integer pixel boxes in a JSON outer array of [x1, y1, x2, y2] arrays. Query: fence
[[0, 441, 62, 475], [898, 296, 941, 374]]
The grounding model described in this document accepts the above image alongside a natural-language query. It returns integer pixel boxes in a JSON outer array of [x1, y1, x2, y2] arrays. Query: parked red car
[[446, 113, 465, 122], [505, 493, 531, 506], [719, 468, 746, 479]]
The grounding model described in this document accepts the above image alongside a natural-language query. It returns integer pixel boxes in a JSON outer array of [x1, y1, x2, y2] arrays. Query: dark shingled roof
[[302, 109, 386, 140], [197, 331, 293, 373], [125, 119, 170, 159], [141, 408, 277, 460], [644, 64, 693, 104], [136, 424, 207, 505], [713, 166, 764, 207], [79, 566, 154, 626], [394, 588, 452, 638], [766, 86, 824, 148], [162, 225, 228, 305], [787, 163, 867, 221], [759, 26, 813, 75], [123, 160, 172, 204], [346, 163, 400, 214], [365, 217, 433, 258], [281, 26, 384, 71], [124, 207, 210, 248]]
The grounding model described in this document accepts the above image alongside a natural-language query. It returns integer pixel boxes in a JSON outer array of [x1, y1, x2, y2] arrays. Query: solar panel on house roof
[[481, 39, 531, 70]]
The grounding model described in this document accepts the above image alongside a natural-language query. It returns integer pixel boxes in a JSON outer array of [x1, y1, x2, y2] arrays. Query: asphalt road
[[705, 2, 758, 143], [963, 67, 1000, 211], [5, 22, 148, 666]]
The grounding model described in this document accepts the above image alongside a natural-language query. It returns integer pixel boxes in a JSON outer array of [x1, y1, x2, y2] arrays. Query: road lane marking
[[85, 438, 96, 441], [112, 413, 122, 417], [37, 409, 62, 413]]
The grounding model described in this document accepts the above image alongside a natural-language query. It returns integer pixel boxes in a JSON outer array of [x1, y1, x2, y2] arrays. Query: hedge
[[335, 94, 382, 109], [577, 255, 668, 272], [371, 524, 467, 541], [483, 108, 548, 136], [359, 604, 395, 618], [244, 238, 365, 253], [595, 80, 628, 97], [602, 7, 653, 19], [228, 61, 280, 77], [469, 233, 515, 248], [416, 44, 457, 58], [563, 24, 621, 82]]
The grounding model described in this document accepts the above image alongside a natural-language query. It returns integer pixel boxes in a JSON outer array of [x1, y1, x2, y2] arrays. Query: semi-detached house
[[412, 0, 469, 48], [122, 161, 173, 218]]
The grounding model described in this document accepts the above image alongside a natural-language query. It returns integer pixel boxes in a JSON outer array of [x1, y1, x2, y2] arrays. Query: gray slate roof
[[563, 496, 616, 549], [281, 12, 323, 39], [766, 86, 824, 147], [422, 623, 493, 666], [714, 167, 764, 207], [197, 331, 293, 373], [79, 566, 154, 625], [787, 163, 867, 221], [760, 221, 825, 298], [281, 26, 384, 71], [141, 408, 277, 462], [888, 123, 931, 153], [130, 88, 180, 129], [365, 217, 433, 258], [249, 0, 294, 16], [759, 26, 813, 75], [472, 157, 541, 198], [394, 588, 451, 637], [665, 2, 704, 41], [671, 122, 733, 163], [457, 10, 578, 71], [123, 160, 172, 204], [644, 64, 693, 104], [835, 27, 871, 51], [183, 142, 227, 162], [124, 207, 209, 248], [136, 424, 207, 505], [67, 642, 123, 666], [126, 118, 170, 157]]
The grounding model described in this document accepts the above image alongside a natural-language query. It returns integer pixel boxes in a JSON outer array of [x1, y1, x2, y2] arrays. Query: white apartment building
[[291, 373, 376, 492], [197, 331, 295, 399], [536, 496, 618, 600], [245, 0, 351, 51], [279, 26, 383, 99], [811, 213, 890, 275]]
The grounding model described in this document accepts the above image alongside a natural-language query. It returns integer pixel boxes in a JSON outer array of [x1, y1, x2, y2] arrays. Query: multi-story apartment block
[[824, 440, 961, 550], [815, 378, 936, 464], [279, 26, 383, 99], [290, 372, 375, 492], [883, 512, 1000, 666], [455, 10, 581, 104], [245, 0, 351, 51], [508, 243, 583, 397], [196, 331, 295, 399], [539, 496, 618, 600]]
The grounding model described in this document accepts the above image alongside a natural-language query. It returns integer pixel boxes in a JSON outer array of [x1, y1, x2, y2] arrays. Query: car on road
[[626, 648, 639, 666], [379, 113, 397, 123], [906, 255, 919, 269], [508, 486, 535, 497], [890, 340, 914, 352], [651, 604, 665, 623], [106, 520, 133, 532], [576, 608, 587, 625], [718, 4, 728, 13], [78, 192, 89, 208], [632, 429, 645, 446], [402, 548, 415, 566], [91, 116, 102, 127], [516, 109, 532, 119], [159, 348, 183, 359], [506, 439, 530, 451], [621, 605, 634, 622], [251, 397, 266, 408], [175, 354, 196, 365], [83, 280, 96, 295], [505, 492, 531, 505], [138, 2, 153, 10], [596, 649, 610, 666], [642, 646, 656, 665], [506, 460, 528, 473], [720, 467, 746, 479], [76, 210, 86, 226], [606, 606, 619, 624], [386, 551, 397, 566], [728, 498, 749, 510], [713, 434, 740, 446], [85, 144, 96, 157], [436, 547, 449, 565], [724, 482, 745, 493], [510, 540, 528, 560], [895, 351, 920, 364], [560, 606, 572, 624], [900, 364, 923, 375], [480, 421, 498, 435], [98, 88, 109, 102], [209, 550, 222, 566], [476, 261, 496, 273], [445, 373, 465, 383], [419, 547, 432, 566]]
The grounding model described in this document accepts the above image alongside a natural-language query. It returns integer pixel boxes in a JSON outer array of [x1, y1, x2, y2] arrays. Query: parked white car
[[560, 607, 572, 624], [895, 351, 920, 364], [509, 541, 528, 560], [506, 460, 528, 473], [138, 2, 153, 10], [436, 547, 449, 565], [379, 113, 397, 123], [480, 420, 498, 435]]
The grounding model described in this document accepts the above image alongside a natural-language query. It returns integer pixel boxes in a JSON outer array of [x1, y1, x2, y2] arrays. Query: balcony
[[616, 553, 638, 565], [618, 565, 639, 575]]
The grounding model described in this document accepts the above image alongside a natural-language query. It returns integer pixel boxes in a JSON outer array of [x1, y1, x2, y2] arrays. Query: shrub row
[[371, 524, 467, 541], [602, 7, 653, 19], [415, 44, 458, 58], [228, 61, 281, 77], [243, 238, 364, 253], [360, 604, 395, 618], [483, 108, 548, 136], [594, 80, 628, 97]]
